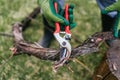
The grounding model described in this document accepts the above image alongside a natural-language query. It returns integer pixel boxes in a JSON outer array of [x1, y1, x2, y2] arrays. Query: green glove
[[38, 0, 76, 30], [60, 4, 76, 31], [38, 0, 69, 27], [113, 13, 120, 38], [68, 4, 76, 29]]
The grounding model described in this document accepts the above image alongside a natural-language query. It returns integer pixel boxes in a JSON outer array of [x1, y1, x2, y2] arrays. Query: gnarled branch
[[12, 22, 114, 61]]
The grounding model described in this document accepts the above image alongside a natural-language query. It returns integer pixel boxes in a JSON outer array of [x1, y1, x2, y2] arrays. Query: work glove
[[60, 4, 76, 31], [37, 0, 76, 30], [101, 0, 120, 38]]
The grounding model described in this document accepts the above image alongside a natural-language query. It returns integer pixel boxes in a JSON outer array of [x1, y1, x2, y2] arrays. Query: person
[[38, 0, 120, 47], [97, 0, 120, 46], [37, 0, 76, 48], [96, 0, 117, 32], [96, 0, 118, 46]]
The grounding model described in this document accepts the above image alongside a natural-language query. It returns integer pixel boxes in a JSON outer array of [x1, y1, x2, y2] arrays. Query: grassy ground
[[0, 0, 104, 80]]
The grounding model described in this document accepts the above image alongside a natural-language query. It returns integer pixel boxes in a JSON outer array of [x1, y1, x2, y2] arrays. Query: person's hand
[[38, 0, 76, 30], [101, 0, 120, 14], [38, 0, 69, 27], [60, 4, 76, 30]]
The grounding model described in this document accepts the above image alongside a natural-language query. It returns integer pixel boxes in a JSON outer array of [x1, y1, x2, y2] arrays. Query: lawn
[[0, 0, 104, 80]]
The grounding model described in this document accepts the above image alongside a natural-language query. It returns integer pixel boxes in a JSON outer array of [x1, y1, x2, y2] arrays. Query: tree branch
[[21, 7, 40, 31], [12, 22, 114, 61]]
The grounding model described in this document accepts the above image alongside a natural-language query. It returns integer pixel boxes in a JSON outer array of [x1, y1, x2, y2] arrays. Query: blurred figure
[[96, 0, 117, 46], [96, 0, 117, 32]]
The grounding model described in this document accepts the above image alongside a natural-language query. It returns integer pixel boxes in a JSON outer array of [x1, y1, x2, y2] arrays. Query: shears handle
[[54, 2, 71, 34], [64, 4, 71, 34], [54, 2, 60, 33]]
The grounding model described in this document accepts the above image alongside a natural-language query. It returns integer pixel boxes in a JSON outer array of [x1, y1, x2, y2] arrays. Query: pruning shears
[[53, 2, 72, 70]]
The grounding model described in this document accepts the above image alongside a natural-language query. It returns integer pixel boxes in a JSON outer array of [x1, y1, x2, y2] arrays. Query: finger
[[69, 4, 74, 9], [68, 7, 73, 23], [70, 22, 76, 30], [69, 14, 73, 23]]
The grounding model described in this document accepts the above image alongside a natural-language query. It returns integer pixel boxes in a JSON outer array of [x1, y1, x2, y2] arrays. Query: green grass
[[0, 0, 104, 80]]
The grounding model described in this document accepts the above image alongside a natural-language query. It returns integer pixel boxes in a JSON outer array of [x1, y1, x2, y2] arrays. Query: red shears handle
[[54, 2, 71, 34], [64, 4, 71, 34], [54, 2, 60, 33]]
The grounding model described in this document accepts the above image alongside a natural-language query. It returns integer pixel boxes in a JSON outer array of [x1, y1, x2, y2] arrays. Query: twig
[[0, 53, 14, 71], [73, 58, 92, 75], [66, 64, 74, 73], [21, 7, 40, 31], [0, 32, 13, 37]]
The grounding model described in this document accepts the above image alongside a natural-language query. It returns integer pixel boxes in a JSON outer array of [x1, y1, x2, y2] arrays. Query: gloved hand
[[37, 0, 76, 30], [101, 0, 120, 14], [60, 4, 76, 30]]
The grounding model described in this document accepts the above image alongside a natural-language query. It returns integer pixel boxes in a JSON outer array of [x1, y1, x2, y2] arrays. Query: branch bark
[[93, 55, 118, 80], [107, 39, 120, 79], [93, 41, 120, 80]]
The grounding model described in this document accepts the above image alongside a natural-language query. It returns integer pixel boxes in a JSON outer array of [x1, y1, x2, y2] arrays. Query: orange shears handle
[[64, 4, 71, 34], [54, 2, 60, 33], [54, 2, 71, 34]]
